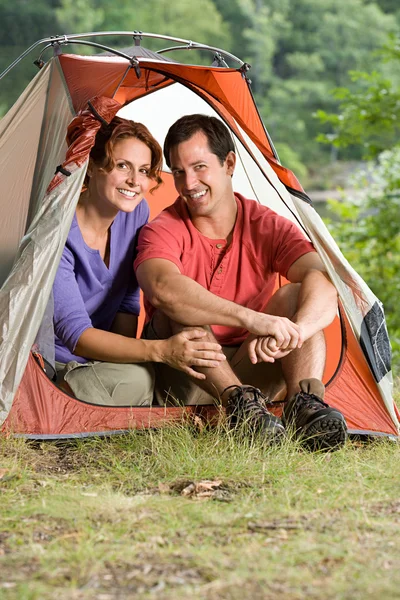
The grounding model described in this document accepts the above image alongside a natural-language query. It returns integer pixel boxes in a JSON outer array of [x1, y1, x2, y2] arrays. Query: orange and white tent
[[0, 32, 398, 439]]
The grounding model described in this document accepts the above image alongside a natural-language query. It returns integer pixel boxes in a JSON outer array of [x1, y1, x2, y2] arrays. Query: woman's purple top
[[53, 200, 149, 364]]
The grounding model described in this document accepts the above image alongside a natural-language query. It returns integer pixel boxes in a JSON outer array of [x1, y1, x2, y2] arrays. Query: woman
[[53, 116, 225, 406]]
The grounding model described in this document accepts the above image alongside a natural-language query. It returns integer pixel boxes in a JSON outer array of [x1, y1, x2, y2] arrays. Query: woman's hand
[[159, 328, 226, 379]]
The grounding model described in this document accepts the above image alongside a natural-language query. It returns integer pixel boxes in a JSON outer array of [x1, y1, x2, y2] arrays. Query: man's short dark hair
[[164, 114, 235, 168]]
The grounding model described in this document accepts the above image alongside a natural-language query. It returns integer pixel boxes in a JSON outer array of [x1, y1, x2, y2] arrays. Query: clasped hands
[[247, 314, 305, 365], [160, 314, 306, 378]]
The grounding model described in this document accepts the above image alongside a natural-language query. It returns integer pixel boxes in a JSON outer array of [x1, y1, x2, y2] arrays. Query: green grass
[[1, 416, 400, 599]]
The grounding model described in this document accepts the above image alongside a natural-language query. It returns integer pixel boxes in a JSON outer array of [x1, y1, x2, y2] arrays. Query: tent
[[0, 32, 398, 439]]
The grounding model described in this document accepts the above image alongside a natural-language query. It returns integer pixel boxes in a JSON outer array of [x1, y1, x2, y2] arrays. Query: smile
[[187, 190, 207, 200], [117, 188, 137, 198]]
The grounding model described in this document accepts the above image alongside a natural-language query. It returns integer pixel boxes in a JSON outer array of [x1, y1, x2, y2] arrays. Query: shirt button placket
[[210, 242, 225, 291]]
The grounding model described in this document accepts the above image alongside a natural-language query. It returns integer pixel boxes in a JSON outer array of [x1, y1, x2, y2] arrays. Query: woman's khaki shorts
[[55, 360, 155, 407]]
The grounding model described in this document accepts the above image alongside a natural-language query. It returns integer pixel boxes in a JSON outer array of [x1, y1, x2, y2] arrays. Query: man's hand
[[246, 314, 304, 364], [246, 312, 303, 360], [159, 328, 226, 380]]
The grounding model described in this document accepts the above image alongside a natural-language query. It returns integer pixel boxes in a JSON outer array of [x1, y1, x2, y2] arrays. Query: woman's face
[[88, 137, 153, 214]]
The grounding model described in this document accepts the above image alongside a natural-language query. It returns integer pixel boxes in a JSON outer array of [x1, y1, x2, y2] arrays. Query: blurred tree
[[316, 38, 400, 157], [213, 0, 252, 53], [326, 149, 400, 368], [319, 37, 400, 367], [56, 0, 231, 50], [240, 0, 291, 95], [255, 0, 398, 166], [367, 0, 400, 14], [55, 0, 104, 33], [0, 0, 61, 110], [0, 0, 61, 46]]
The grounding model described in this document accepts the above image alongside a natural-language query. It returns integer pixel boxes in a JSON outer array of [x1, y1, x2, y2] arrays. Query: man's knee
[[266, 283, 300, 318], [185, 324, 216, 341], [147, 311, 216, 342], [149, 310, 174, 338]]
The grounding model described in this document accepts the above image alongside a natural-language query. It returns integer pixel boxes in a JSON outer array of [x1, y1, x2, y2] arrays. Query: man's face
[[169, 131, 235, 218]]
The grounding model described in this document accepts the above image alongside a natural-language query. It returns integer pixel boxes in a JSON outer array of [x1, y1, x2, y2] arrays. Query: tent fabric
[[0, 93, 121, 426], [0, 165, 85, 425], [0, 40, 398, 438], [58, 54, 305, 191], [0, 63, 53, 286], [293, 197, 396, 423], [48, 95, 122, 193], [100, 45, 177, 62], [2, 343, 397, 437]]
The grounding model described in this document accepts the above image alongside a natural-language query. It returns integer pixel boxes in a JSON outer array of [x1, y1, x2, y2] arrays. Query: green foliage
[[249, 0, 399, 164], [55, 0, 104, 33], [55, 0, 231, 50], [224, 0, 398, 173], [213, 0, 253, 53], [275, 142, 309, 183], [316, 71, 400, 158], [368, 0, 400, 17], [316, 37, 400, 158], [239, 0, 291, 95], [326, 147, 400, 369], [0, 0, 61, 109], [0, 0, 61, 45], [315, 34, 400, 371]]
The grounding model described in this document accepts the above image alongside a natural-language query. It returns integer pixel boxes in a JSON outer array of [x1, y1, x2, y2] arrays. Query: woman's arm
[[74, 327, 226, 380], [54, 215, 225, 379]]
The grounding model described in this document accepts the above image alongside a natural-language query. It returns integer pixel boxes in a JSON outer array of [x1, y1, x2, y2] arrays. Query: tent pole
[[0, 32, 244, 82]]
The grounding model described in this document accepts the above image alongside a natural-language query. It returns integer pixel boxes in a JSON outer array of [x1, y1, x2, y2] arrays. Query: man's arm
[[136, 258, 301, 347], [247, 252, 338, 363], [286, 252, 338, 341]]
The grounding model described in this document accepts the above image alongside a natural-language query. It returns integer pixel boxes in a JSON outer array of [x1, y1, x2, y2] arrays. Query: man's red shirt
[[134, 193, 315, 345]]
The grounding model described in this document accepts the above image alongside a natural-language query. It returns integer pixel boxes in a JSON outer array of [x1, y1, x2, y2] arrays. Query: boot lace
[[224, 385, 273, 418], [293, 391, 329, 415]]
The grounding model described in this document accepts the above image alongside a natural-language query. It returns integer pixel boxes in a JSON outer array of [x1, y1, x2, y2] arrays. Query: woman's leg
[[57, 360, 155, 406]]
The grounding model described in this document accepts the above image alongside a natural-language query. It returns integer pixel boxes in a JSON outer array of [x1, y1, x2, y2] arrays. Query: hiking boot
[[282, 378, 347, 451], [225, 385, 286, 443]]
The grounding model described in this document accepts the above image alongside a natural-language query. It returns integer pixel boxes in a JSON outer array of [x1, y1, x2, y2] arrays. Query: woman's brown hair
[[86, 117, 163, 193]]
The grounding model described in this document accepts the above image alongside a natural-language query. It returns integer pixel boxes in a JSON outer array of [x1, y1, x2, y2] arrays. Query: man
[[135, 114, 347, 449]]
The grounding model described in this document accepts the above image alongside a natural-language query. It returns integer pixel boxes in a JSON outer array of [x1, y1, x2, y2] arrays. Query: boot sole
[[264, 422, 287, 445], [301, 413, 348, 451]]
